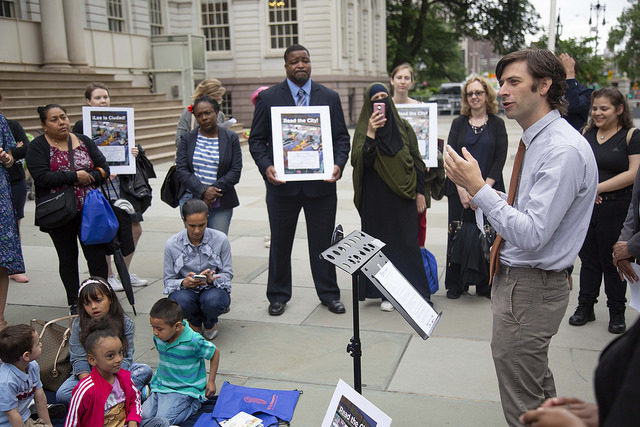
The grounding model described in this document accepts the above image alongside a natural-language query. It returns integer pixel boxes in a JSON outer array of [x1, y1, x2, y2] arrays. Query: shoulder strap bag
[[30, 315, 78, 391], [34, 136, 78, 229]]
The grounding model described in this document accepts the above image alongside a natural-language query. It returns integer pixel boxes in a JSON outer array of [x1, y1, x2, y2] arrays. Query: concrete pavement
[[6, 114, 638, 426]]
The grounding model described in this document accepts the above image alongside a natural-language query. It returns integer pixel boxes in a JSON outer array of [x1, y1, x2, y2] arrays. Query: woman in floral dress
[[0, 114, 25, 330]]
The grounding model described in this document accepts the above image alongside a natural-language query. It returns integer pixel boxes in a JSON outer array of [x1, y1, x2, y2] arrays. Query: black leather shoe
[[268, 301, 286, 316], [568, 305, 595, 326], [323, 299, 346, 314], [608, 312, 626, 334], [446, 291, 461, 299]]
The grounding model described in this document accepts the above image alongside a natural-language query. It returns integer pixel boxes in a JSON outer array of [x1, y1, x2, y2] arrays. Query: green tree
[[387, 4, 466, 85], [533, 36, 607, 87], [607, 0, 640, 80], [387, 0, 540, 80]]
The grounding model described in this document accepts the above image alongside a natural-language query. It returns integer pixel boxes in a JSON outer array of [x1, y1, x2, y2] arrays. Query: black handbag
[[479, 223, 497, 263], [34, 136, 77, 228], [160, 164, 181, 208]]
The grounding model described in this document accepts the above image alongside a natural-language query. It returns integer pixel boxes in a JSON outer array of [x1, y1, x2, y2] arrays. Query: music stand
[[321, 227, 441, 394]]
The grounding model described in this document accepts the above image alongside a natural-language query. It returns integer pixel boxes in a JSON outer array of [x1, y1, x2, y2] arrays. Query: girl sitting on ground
[[56, 277, 153, 404]]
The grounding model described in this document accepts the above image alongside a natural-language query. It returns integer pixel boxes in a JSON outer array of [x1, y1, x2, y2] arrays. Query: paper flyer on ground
[[321, 379, 392, 427], [82, 106, 135, 174], [270, 106, 334, 181], [395, 103, 438, 167]]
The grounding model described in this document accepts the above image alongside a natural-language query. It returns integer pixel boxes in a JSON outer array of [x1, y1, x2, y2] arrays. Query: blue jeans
[[55, 362, 153, 404], [179, 192, 233, 234], [141, 391, 201, 426], [169, 287, 230, 330]]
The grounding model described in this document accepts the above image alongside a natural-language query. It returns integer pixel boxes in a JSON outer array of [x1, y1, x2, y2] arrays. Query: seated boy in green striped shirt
[[142, 298, 220, 426]]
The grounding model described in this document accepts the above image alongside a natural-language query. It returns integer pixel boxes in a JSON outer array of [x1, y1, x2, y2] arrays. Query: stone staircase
[[0, 70, 183, 164]]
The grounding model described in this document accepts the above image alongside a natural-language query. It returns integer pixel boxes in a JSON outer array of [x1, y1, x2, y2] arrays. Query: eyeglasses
[[467, 91, 485, 98]]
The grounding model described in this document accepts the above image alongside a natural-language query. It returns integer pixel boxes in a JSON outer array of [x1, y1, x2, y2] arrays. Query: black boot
[[608, 310, 626, 334], [568, 304, 595, 326]]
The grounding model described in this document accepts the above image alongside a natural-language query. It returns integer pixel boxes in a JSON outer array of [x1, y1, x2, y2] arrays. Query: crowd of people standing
[[1, 44, 640, 427]]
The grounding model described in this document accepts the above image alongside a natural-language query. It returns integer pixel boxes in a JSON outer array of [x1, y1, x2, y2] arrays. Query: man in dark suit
[[249, 44, 350, 316]]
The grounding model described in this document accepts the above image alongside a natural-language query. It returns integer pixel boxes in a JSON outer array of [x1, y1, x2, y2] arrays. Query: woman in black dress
[[351, 83, 430, 311]]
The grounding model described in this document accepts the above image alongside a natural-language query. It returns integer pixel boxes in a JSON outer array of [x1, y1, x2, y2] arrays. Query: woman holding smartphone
[[163, 199, 232, 340], [351, 83, 431, 311]]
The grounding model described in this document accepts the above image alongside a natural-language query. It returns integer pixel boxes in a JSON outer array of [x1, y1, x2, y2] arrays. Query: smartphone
[[193, 274, 207, 281], [373, 102, 385, 117]]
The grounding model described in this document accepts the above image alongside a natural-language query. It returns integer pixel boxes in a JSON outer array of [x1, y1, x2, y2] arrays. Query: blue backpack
[[421, 248, 439, 294]]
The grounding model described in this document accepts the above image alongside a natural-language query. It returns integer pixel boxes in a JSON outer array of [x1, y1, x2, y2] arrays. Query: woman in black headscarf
[[351, 83, 431, 311]]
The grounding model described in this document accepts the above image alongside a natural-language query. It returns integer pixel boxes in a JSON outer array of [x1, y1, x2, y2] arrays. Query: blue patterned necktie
[[296, 88, 306, 106]]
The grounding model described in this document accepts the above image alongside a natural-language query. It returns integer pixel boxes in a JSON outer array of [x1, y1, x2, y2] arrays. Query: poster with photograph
[[395, 103, 438, 167], [321, 380, 392, 427], [270, 106, 334, 181], [82, 106, 135, 175]]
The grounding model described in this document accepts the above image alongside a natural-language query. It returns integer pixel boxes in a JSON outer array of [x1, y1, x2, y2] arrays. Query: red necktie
[[489, 139, 525, 283]]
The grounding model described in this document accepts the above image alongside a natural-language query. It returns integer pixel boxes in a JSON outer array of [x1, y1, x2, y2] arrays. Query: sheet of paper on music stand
[[374, 262, 439, 336]]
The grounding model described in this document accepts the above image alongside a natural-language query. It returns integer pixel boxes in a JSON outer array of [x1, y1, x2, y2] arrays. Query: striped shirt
[[193, 133, 219, 186], [150, 321, 216, 401]]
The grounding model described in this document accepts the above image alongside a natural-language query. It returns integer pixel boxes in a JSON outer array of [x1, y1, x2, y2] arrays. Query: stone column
[[39, 0, 70, 68], [63, 0, 88, 67]]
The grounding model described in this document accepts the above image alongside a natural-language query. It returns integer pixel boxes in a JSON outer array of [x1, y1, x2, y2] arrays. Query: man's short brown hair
[[496, 49, 568, 115]]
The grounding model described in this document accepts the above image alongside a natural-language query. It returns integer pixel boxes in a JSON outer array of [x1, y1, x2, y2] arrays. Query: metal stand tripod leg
[[347, 273, 362, 393]]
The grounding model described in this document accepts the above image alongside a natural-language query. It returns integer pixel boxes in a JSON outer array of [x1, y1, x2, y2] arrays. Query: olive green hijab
[[351, 83, 422, 212]]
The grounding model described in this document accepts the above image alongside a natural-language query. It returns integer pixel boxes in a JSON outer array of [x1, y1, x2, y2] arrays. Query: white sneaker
[[108, 275, 124, 292], [380, 300, 395, 312], [203, 324, 218, 340], [129, 274, 148, 287]]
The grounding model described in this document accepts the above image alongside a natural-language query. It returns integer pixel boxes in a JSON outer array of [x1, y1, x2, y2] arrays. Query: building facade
[[0, 0, 387, 125]]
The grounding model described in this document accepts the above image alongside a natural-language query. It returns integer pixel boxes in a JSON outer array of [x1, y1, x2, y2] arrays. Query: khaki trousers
[[491, 265, 570, 426]]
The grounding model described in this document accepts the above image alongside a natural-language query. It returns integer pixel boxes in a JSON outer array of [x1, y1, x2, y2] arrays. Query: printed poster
[[82, 106, 135, 174], [321, 379, 392, 427], [271, 106, 334, 181], [395, 103, 438, 167]]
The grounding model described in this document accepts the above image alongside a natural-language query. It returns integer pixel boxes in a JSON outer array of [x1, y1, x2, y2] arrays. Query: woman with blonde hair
[[444, 75, 507, 299], [175, 78, 231, 146]]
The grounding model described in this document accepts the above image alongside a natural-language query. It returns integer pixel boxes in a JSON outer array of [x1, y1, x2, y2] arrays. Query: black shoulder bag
[[34, 136, 78, 229]]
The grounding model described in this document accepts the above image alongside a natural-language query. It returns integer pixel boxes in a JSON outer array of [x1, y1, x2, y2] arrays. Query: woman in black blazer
[[176, 95, 242, 234], [444, 76, 507, 299]]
